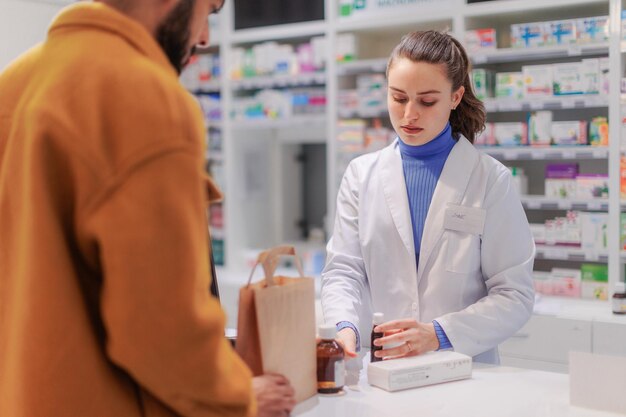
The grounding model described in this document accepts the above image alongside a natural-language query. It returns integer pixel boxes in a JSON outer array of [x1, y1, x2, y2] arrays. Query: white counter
[[292, 357, 622, 417]]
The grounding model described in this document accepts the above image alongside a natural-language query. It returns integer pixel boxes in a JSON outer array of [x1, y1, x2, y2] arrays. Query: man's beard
[[156, 0, 195, 74]]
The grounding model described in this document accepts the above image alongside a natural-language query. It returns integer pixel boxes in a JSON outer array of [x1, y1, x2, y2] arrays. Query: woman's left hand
[[372, 319, 439, 360]]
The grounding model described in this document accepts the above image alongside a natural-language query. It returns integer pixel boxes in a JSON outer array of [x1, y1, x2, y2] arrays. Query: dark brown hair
[[386, 30, 486, 143]]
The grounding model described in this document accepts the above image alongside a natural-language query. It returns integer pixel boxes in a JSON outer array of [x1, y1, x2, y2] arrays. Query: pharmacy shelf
[[191, 79, 222, 93], [230, 115, 326, 130], [338, 108, 386, 119], [478, 146, 608, 160], [520, 195, 611, 211], [231, 20, 326, 44], [231, 72, 326, 91], [471, 42, 609, 65], [337, 58, 388, 76], [535, 245, 608, 262], [336, 8, 453, 33], [483, 95, 608, 112], [463, 0, 608, 17]]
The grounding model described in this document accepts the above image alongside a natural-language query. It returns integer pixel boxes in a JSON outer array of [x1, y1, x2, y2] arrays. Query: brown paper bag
[[235, 246, 317, 403]]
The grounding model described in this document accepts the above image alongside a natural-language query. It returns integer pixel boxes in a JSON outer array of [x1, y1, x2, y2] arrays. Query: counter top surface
[[292, 359, 621, 417]]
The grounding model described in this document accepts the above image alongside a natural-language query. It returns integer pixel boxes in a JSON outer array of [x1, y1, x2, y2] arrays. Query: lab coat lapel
[[416, 137, 479, 286], [380, 141, 416, 258]]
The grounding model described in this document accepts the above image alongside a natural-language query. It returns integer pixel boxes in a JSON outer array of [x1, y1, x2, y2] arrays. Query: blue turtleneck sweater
[[398, 122, 455, 261]]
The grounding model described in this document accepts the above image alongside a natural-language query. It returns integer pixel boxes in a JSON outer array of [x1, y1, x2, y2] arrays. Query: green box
[[581, 264, 608, 282]]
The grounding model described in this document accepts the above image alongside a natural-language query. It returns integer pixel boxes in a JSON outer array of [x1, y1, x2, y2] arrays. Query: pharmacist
[[321, 30, 535, 364]]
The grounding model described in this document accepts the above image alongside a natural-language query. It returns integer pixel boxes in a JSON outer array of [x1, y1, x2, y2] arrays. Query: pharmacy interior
[[7, 0, 626, 415]]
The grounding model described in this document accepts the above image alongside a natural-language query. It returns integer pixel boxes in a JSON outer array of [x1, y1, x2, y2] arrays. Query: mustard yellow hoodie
[[0, 3, 254, 417]]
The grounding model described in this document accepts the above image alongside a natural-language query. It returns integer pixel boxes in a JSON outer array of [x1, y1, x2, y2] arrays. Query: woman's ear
[[452, 85, 465, 110]]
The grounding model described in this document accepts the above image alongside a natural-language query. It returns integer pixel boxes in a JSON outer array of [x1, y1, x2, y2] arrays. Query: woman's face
[[387, 58, 464, 146]]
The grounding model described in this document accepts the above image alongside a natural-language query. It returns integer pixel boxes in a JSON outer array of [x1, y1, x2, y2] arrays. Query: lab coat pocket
[[443, 204, 485, 274], [446, 230, 481, 274]]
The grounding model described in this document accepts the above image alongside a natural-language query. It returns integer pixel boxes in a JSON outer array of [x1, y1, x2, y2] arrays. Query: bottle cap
[[615, 282, 626, 294], [373, 312, 384, 325], [319, 324, 337, 340]]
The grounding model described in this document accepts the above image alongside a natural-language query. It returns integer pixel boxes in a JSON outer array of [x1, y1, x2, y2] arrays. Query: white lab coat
[[321, 136, 535, 364]]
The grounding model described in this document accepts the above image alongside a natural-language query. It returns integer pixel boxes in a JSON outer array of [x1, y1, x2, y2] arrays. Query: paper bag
[[235, 246, 317, 403]]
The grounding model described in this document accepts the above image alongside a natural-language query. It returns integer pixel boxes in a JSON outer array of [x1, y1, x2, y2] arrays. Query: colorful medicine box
[[550, 121, 588, 145], [545, 19, 577, 45], [576, 16, 610, 44], [523, 65, 553, 97], [511, 22, 546, 48], [496, 72, 524, 99], [493, 122, 527, 146], [465, 28, 497, 53]]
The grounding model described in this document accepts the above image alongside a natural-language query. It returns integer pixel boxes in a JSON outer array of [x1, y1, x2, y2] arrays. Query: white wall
[[0, 0, 68, 70]]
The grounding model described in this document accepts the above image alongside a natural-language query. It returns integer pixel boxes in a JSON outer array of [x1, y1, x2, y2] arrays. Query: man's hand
[[253, 374, 296, 417], [336, 328, 358, 358]]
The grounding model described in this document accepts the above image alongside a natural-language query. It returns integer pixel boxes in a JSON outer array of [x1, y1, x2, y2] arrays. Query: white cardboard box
[[367, 351, 472, 392]]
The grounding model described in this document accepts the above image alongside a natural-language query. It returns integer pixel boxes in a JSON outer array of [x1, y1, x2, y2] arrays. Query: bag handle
[[246, 245, 305, 287]]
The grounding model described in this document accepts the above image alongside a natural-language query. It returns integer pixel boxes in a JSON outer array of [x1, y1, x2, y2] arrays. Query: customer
[[0, 1, 294, 416], [321, 30, 535, 364]]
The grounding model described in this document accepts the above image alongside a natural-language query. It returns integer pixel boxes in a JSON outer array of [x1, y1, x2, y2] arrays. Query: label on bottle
[[334, 359, 345, 387], [612, 298, 626, 313]]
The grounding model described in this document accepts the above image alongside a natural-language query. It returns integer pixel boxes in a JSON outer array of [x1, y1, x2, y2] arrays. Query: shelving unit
[[199, 0, 626, 306]]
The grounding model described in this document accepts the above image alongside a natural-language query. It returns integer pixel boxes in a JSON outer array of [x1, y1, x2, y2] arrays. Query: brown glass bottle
[[317, 324, 345, 394], [370, 312, 384, 363], [613, 282, 626, 315]]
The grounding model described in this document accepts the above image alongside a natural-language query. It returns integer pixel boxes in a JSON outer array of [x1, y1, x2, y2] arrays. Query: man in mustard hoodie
[[0, 1, 295, 416]]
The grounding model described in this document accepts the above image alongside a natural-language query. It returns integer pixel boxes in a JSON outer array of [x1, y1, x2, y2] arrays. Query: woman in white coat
[[321, 30, 535, 364]]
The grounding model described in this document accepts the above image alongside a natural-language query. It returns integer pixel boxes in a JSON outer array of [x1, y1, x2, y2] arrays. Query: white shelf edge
[[231, 20, 327, 44], [471, 42, 609, 65], [337, 58, 388, 75], [477, 145, 608, 160], [483, 95, 608, 112], [231, 72, 326, 90], [520, 195, 611, 211], [230, 115, 326, 129], [535, 244, 608, 262], [337, 8, 454, 32], [464, 0, 608, 17]]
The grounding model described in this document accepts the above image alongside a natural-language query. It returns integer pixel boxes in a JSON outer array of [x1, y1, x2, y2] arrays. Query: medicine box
[[511, 22, 546, 48], [367, 351, 472, 392], [533, 270, 553, 296], [580, 212, 608, 251], [581, 264, 608, 300], [528, 111, 552, 146], [551, 268, 581, 298], [545, 19, 577, 46], [552, 59, 599, 96], [576, 16, 610, 44], [550, 121, 587, 145], [465, 28, 497, 53], [475, 123, 494, 146], [472, 69, 494, 100], [523, 65, 553, 98], [589, 117, 609, 146], [545, 163, 578, 199], [493, 122, 527, 146], [576, 174, 608, 199], [496, 72, 524, 99]]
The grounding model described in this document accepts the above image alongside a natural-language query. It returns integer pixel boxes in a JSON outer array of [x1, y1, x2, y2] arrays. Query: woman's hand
[[372, 319, 439, 360], [335, 328, 358, 358]]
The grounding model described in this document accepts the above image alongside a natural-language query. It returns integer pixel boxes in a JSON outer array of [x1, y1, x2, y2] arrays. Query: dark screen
[[234, 0, 325, 30]]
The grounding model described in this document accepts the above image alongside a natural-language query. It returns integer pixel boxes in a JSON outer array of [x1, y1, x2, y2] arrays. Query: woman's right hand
[[336, 328, 358, 358]]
